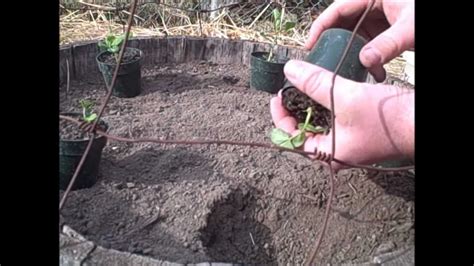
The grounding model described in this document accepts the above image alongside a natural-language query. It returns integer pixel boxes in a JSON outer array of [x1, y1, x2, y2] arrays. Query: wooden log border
[[59, 36, 309, 83]]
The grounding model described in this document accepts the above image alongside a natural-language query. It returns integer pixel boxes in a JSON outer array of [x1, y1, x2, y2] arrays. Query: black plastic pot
[[59, 113, 108, 190], [250, 51, 288, 93], [96, 47, 143, 98], [282, 28, 368, 92], [281, 28, 368, 131]]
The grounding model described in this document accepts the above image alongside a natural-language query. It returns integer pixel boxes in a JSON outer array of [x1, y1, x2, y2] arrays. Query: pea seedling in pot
[[98, 32, 133, 63], [260, 7, 295, 62], [79, 99, 98, 123]]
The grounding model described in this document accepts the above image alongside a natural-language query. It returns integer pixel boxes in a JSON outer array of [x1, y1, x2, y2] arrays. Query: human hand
[[271, 60, 414, 170], [306, 0, 414, 82]]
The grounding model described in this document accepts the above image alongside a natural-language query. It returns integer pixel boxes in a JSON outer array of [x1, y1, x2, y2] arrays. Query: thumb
[[360, 20, 414, 68], [284, 60, 361, 110]]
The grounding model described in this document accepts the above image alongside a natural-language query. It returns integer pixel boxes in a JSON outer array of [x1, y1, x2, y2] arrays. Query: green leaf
[[274, 21, 280, 32], [98, 40, 107, 49], [111, 35, 124, 47], [84, 113, 98, 123], [271, 128, 290, 144], [298, 123, 326, 134], [79, 99, 94, 109], [109, 46, 120, 54], [272, 8, 281, 31], [270, 128, 295, 149], [106, 35, 116, 45], [272, 8, 281, 20], [280, 139, 295, 149], [291, 132, 305, 148], [284, 21, 296, 32], [80, 99, 96, 122]]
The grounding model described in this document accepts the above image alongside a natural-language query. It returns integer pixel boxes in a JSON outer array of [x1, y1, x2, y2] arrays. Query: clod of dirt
[[223, 75, 240, 85], [281, 87, 332, 130]]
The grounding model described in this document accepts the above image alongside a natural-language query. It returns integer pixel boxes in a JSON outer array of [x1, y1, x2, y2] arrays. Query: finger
[[283, 60, 361, 110], [270, 96, 298, 134], [368, 64, 386, 82], [360, 20, 414, 68], [305, 0, 369, 50]]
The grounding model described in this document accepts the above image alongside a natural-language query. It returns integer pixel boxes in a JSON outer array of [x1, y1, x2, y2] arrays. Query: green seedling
[[98, 32, 133, 62], [270, 107, 326, 149], [79, 99, 98, 123], [260, 7, 296, 62]]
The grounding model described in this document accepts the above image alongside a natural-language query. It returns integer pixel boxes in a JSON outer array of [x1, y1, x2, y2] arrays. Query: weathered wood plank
[[241, 41, 255, 67], [208, 39, 243, 64], [63, 36, 312, 81], [184, 37, 207, 62], [59, 45, 73, 85], [241, 41, 273, 67], [286, 47, 309, 61], [166, 36, 186, 63], [72, 41, 102, 81], [128, 37, 168, 66], [203, 37, 223, 63]]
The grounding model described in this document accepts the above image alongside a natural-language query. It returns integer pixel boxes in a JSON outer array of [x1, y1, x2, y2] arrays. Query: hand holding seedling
[[271, 107, 325, 149], [305, 0, 414, 82], [271, 60, 414, 170]]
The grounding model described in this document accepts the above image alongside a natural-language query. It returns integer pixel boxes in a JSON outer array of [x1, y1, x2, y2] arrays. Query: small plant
[[270, 107, 326, 149], [98, 32, 133, 62], [79, 99, 98, 123], [96, 29, 142, 98], [260, 7, 296, 62]]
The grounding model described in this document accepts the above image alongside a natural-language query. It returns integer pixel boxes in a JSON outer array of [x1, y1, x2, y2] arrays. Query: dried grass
[[59, 1, 406, 78]]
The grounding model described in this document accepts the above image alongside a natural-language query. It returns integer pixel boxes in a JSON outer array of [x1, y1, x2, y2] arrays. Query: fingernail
[[362, 47, 382, 66], [284, 60, 303, 80], [277, 89, 283, 98]]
